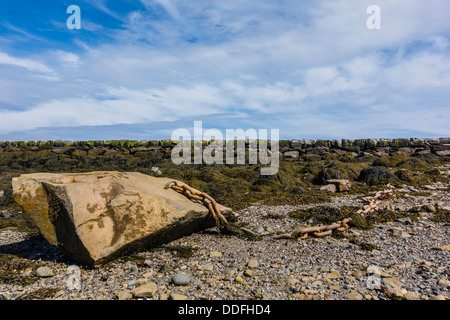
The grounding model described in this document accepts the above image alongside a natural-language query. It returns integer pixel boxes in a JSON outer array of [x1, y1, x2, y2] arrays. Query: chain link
[[165, 180, 395, 241], [165, 180, 229, 226]]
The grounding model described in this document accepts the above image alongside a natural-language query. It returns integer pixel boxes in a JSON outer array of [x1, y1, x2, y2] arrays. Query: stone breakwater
[[1, 137, 449, 157]]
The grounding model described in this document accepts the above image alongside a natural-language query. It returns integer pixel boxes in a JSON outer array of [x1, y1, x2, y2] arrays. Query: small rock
[[235, 276, 245, 284], [171, 273, 191, 286], [159, 263, 173, 273], [223, 268, 236, 278], [371, 250, 381, 256], [391, 228, 411, 238], [430, 245, 450, 252], [143, 260, 152, 267], [117, 290, 132, 300], [202, 264, 214, 272], [0, 210, 11, 219], [131, 282, 158, 297], [35, 266, 54, 278], [0, 190, 4, 197], [329, 285, 342, 292], [326, 271, 343, 280], [243, 269, 254, 277], [437, 278, 450, 288], [385, 287, 404, 299], [396, 217, 412, 224], [382, 277, 402, 289], [404, 291, 420, 300], [209, 251, 222, 258], [169, 293, 187, 300], [326, 179, 352, 192], [127, 279, 140, 289], [247, 259, 259, 269], [159, 293, 169, 300], [287, 278, 300, 286], [254, 226, 265, 235], [124, 261, 138, 273], [344, 290, 363, 300], [320, 184, 336, 193], [426, 204, 437, 213], [151, 167, 162, 176]]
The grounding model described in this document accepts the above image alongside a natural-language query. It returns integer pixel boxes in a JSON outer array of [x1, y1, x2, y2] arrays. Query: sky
[[0, 0, 449, 141]]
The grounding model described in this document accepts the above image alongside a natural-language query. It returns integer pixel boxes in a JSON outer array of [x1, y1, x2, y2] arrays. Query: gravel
[[0, 182, 449, 300]]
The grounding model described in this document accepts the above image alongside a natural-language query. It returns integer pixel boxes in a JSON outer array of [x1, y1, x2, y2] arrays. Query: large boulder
[[12, 171, 235, 267]]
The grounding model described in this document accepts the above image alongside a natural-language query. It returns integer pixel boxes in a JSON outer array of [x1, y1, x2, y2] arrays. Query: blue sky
[[0, 0, 449, 140]]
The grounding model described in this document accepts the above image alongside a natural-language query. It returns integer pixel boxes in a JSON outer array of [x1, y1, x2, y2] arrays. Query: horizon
[[1, 1, 450, 141]]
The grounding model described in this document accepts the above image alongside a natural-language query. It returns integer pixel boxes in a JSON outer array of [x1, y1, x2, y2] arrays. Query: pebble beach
[[1, 182, 449, 301]]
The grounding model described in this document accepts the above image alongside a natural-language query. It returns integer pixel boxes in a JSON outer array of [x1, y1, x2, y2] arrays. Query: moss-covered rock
[[394, 169, 411, 182], [358, 166, 399, 185]]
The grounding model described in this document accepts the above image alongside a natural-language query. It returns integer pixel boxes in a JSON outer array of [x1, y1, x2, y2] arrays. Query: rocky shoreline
[[1, 181, 449, 301]]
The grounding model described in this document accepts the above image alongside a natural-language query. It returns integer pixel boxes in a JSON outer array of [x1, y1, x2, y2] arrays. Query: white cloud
[[1, 0, 450, 139], [0, 51, 53, 73]]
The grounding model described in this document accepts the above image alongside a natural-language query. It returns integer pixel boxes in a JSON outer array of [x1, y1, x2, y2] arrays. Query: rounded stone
[[35, 266, 54, 278], [171, 273, 191, 286]]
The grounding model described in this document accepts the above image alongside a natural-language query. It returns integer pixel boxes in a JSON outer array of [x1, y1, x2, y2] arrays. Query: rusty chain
[[273, 218, 352, 240], [164, 180, 229, 226], [165, 180, 395, 241], [358, 189, 394, 216], [275, 188, 395, 241]]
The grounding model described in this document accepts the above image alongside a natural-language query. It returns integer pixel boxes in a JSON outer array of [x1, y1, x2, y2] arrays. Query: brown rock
[[12, 172, 235, 266], [131, 282, 158, 298]]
